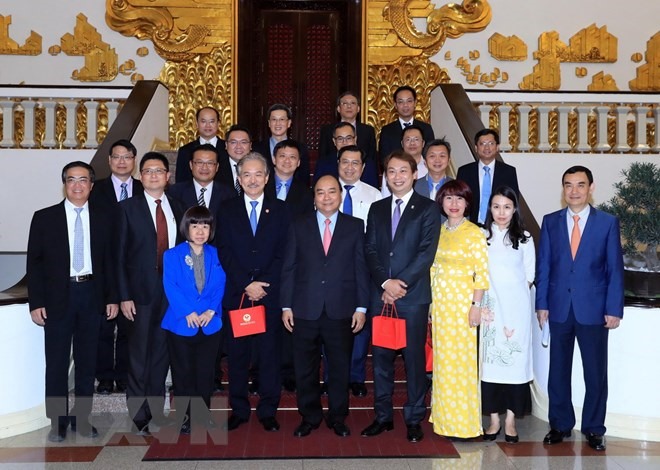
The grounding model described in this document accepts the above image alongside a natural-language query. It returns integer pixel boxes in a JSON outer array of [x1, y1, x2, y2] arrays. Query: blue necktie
[[249, 200, 258, 235], [277, 182, 287, 201], [392, 199, 402, 240], [479, 166, 492, 223], [343, 185, 354, 215], [120, 182, 128, 201], [73, 208, 84, 272]]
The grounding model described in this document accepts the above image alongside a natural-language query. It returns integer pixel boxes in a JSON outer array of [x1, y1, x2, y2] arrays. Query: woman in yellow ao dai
[[429, 180, 488, 439]]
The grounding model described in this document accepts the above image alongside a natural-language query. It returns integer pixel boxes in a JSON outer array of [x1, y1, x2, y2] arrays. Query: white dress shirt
[[65, 199, 93, 276], [144, 192, 177, 249], [338, 179, 382, 230]]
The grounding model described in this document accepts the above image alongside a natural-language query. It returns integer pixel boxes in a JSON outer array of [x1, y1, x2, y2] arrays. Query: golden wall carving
[[0, 15, 41, 55], [630, 31, 660, 91], [488, 33, 527, 61], [588, 71, 619, 91], [560, 24, 617, 63]]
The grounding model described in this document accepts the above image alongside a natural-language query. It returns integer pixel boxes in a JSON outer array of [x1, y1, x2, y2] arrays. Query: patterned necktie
[[570, 215, 581, 259], [198, 187, 206, 207], [343, 185, 354, 216], [277, 182, 287, 201], [155, 199, 168, 271], [249, 200, 258, 235], [234, 164, 242, 195], [323, 218, 332, 255], [72, 207, 84, 272], [120, 182, 128, 201], [392, 198, 403, 240], [479, 166, 492, 223], [403, 122, 412, 128]]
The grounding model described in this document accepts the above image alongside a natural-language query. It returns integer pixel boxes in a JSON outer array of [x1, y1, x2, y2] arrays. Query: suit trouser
[[548, 305, 609, 435], [226, 307, 282, 420], [96, 314, 129, 382], [44, 281, 101, 424], [321, 314, 371, 384], [372, 303, 428, 425], [126, 290, 170, 425], [294, 312, 353, 425], [167, 329, 220, 423]]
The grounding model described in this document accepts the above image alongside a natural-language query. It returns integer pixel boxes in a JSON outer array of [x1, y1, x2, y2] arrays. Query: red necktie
[[155, 199, 168, 271], [570, 214, 581, 259], [323, 219, 332, 255]]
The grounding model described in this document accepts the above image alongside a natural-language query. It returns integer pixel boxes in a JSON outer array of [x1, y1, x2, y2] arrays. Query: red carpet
[[142, 410, 458, 460]]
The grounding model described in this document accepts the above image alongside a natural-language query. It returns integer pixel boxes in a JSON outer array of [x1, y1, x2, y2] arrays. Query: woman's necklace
[[444, 217, 466, 232]]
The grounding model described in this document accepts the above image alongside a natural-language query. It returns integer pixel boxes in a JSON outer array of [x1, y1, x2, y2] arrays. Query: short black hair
[[226, 124, 252, 142], [180, 206, 215, 241], [474, 128, 500, 145], [333, 121, 356, 135], [393, 85, 417, 102], [196, 106, 220, 121], [273, 139, 301, 156], [423, 138, 452, 159], [384, 150, 417, 174], [313, 174, 342, 193], [267, 103, 292, 120], [337, 145, 365, 164], [191, 143, 219, 161], [401, 124, 424, 141], [336, 91, 359, 106], [109, 139, 137, 157], [139, 152, 169, 172], [563, 165, 594, 185], [61, 161, 95, 183]]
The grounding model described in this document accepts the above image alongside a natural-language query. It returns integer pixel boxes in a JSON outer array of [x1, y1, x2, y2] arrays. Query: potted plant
[[598, 161, 660, 300]]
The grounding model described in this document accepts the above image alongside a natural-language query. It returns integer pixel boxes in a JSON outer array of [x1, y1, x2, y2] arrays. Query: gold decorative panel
[[159, 45, 233, 149], [588, 71, 619, 91], [0, 15, 41, 55], [59, 14, 118, 82], [488, 33, 527, 61], [519, 31, 563, 90], [629, 31, 660, 91], [559, 24, 617, 63]]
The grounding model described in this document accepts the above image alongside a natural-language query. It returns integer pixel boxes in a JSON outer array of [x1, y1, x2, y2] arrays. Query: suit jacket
[[365, 191, 441, 308], [89, 177, 144, 210], [313, 150, 379, 188], [319, 122, 379, 186], [378, 119, 435, 164], [414, 175, 453, 200], [117, 193, 185, 304], [253, 139, 311, 185], [161, 242, 226, 336], [175, 137, 230, 185], [456, 160, 520, 223], [215, 195, 290, 311], [280, 212, 369, 320], [27, 201, 117, 317], [264, 176, 314, 217], [166, 180, 235, 225], [535, 206, 624, 325]]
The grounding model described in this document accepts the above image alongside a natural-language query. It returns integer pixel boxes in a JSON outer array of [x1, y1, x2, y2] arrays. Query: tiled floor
[[1, 411, 659, 469]]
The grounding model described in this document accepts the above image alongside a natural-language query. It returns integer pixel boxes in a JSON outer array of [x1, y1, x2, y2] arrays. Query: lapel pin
[[265, 209, 270, 214]]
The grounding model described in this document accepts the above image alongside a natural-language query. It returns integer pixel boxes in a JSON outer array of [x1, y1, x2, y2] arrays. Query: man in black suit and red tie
[[175, 106, 229, 183], [89, 139, 143, 396], [27, 161, 118, 442], [456, 129, 520, 224], [215, 152, 290, 433], [362, 151, 441, 443], [117, 152, 185, 435], [378, 86, 435, 166], [281, 175, 369, 438]]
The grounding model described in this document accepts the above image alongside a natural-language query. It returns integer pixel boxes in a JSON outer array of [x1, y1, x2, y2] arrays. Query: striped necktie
[[198, 187, 206, 206]]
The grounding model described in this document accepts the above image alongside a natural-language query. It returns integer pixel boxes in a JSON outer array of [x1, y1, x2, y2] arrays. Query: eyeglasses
[[228, 139, 250, 146], [110, 154, 135, 161], [478, 141, 497, 147], [403, 137, 422, 144], [141, 168, 168, 175], [65, 177, 91, 185], [339, 101, 358, 107], [192, 160, 218, 168], [339, 159, 362, 167], [334, 135, 355, 144]]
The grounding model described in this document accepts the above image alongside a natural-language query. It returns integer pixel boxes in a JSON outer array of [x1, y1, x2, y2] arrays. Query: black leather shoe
[[587, 433, 606, 451], [180, 421, 191, 435], [249, 380, 259, 395], [361, 420, 394, 437], [482, 427, 501, 441], [76, 424, 99, 438], [543, 429, 571, 444], [282, 377, 296, 392], [134, 421, 150, 436], [96, 379, 114, 395], [115, 380, 127, 393], [327, 421, 350, 437], [293, 421, 320, 437], [48, 424, 67, 442], [350, 382, 367, 397], [505, 433, 519, 443], [226, 414, 248, 431], [260, 416, 280, 432], [320, 383, 329, 396], [406, 424, 424, 443]]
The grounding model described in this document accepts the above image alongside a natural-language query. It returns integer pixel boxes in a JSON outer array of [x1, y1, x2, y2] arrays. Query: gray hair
[[237, 152, 270, 176]]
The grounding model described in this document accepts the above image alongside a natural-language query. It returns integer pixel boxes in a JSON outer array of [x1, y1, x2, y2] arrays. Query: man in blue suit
[[536, 165, 624, 451]]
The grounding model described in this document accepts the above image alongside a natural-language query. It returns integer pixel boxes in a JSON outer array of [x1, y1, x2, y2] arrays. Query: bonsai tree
[[598, 161, 660, 271]]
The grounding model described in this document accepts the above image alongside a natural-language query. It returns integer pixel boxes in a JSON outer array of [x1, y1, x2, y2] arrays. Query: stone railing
[[0, 86, 130, 149], [466, 91, 659, 154]]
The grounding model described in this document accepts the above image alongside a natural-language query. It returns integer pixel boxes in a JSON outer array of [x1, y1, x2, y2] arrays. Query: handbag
[[425, 323, 433, 373], [372, 302, 406, 350], [229, 294, 266, 338]]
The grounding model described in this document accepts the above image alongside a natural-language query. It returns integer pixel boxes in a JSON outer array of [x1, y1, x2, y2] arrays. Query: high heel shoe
[[505, 433, 519, 443], [482, 427, 501, 441]]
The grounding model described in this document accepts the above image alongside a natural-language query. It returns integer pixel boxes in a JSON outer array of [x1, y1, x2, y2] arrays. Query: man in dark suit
[[362, 151, 441, 443], [27, 161, 118, 442], [253, 104, 310, 185], [222, 124, 253, 194], [216, 152, 290, 433], [175, 106, 229, 183], [281, 175, 369, 438], [117, 152, 185, 435], [456, 129, 520, 224], [89, 139, 143, 396], [536, 165, 624, 451], [318, 92, 378, 187], [378, 85, 435, 165]]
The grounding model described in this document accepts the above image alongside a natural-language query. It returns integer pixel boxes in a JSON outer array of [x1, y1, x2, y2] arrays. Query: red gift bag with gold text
[[372, 302, 406, 350], [229, 294, 266, 338]]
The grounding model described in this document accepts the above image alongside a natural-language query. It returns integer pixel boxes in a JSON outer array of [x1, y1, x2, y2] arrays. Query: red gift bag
[[372, 303, 406, 350], [425, 323, 433, 373], [229, 294, 266, 338]]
